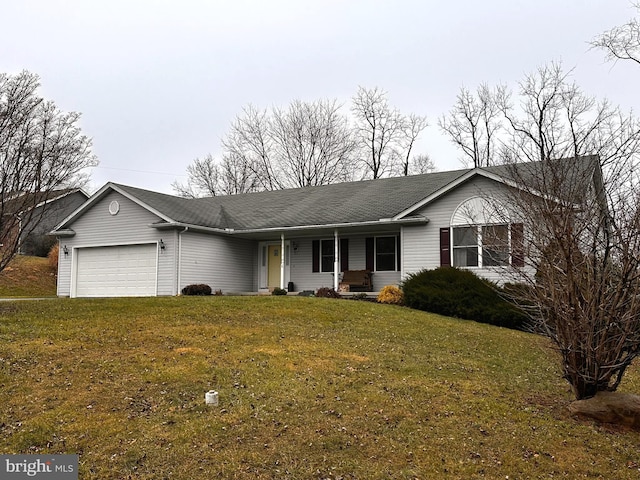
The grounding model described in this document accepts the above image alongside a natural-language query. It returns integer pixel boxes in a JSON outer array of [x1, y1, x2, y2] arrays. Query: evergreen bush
[[181, 284, 212, 296], [402, 267, 527, 330]]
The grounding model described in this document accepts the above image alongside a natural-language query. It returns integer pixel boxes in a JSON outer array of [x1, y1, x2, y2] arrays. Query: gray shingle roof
[[114, 168, 472, 231], [85, 156, 598, 233]]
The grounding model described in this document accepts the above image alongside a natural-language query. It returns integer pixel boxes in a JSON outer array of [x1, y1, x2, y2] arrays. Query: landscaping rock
[[568, 391, 640, 428]]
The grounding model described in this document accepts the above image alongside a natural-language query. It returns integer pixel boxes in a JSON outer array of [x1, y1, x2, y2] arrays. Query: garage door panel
[[75, 244, 157, 297]]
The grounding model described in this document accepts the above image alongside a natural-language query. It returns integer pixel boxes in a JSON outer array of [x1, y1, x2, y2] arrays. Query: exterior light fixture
[[159, 239, 165, 251], [63, 245, 69, 257]]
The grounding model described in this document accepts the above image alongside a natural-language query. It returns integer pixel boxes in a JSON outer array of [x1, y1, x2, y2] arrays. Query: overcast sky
[[3, 0, 639, 194]]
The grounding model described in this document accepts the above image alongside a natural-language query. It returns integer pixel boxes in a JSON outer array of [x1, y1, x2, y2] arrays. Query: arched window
[[446, 197, 523, 268]]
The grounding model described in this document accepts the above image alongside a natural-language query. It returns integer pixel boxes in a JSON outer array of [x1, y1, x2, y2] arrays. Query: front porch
[[255, 229, 402, 294]]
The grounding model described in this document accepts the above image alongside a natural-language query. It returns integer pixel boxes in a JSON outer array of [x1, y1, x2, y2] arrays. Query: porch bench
[[340, 270, 373, 292]]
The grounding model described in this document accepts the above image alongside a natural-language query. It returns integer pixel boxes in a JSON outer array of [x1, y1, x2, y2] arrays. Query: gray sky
[[3, 0, 639, 194]]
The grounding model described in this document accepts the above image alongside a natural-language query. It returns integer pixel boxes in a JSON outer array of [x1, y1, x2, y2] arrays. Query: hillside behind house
[[0, 255, 57, 297]]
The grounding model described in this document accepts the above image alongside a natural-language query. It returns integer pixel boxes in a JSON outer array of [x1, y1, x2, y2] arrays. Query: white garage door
[[74, 244, 158, 297]]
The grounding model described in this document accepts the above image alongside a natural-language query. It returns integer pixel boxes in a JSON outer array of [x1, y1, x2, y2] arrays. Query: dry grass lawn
[[1, 296, 640, 479]]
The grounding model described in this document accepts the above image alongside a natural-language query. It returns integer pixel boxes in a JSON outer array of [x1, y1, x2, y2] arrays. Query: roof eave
[[149, 217, 429, 236], [224, 216, 429, 235], [149, 222, 230, 234], [49, 228, 76, 237]]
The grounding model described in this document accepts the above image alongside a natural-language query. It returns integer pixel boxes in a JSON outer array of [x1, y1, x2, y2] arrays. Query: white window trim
[[452, 224, 515, 268]]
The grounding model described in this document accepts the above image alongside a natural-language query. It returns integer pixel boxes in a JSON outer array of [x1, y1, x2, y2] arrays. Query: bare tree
[[217, 152, 261, 195], [222, 105, 282, 191], [439, 84, 502, 167], [351, 86, 427, 179], [0, 71, 96, 272], [485, 63, 640, 400], [171, 154, 220, 198], [270, 99, 356, 188], [401, 113, 429, 175], [179, 89, 431, 195], [177, 99, 358, 196], [591, 3, 640, 66], [407, 153, 436, 175]]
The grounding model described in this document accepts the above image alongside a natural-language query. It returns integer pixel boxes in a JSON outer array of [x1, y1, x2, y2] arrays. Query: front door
[[267, 244, 281, 289]]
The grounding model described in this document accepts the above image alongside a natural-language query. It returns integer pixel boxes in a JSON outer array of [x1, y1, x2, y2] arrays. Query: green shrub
[[401, 268, 527, 330], [271, 287, 287, 296], [377, 285, 404, 305], [351, 292, 369, 301], [181, 284, 212, 296], [315, 287, 341, 298], [23, 233, 57, 257]]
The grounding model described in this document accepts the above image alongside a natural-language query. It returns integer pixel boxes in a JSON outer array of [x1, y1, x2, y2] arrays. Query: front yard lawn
[[1, 296, 639, 479]]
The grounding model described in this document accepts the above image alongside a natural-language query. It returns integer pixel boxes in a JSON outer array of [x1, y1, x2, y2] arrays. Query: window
[[453, 226, 478, 267], [313, 238, 350, 273], [450, 224, 521, 268], [482, 224, 509, 266], [375, 236, 397, 271], [321, 239, 334, 272]]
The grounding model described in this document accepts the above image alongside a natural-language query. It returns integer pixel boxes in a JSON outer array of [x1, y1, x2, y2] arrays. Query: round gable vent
[[109, 200, 120, 215]]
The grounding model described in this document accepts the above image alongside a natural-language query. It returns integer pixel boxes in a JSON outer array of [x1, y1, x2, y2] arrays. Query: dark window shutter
[[365, 237, 374, 271], [511, 223, 524, 267], [440, 228, 451, 267], [396, 235, 401, 271], [312, 240, 320, 272], [340, 238, 349, 272]]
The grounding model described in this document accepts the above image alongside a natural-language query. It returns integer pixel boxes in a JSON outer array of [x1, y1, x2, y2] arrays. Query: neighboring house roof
[[52, 156, 599, 235], [1, 188, 89, 215]]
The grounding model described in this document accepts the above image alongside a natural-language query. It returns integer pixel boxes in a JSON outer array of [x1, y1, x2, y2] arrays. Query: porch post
[[280, 233, 286, 290], [334, 229, 339, 291]]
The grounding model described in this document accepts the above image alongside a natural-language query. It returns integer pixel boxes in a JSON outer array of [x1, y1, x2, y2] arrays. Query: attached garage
[[73, 244, 158, 297]]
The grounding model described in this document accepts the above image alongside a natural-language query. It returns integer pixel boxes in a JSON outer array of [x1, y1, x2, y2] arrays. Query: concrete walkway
[[0, 297, 55, 301]]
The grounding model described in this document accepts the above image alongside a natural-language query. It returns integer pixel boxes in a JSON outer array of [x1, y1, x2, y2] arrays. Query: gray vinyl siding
[[179, 232, 255, 293], [56, 191, 175, 296], [370, 271, 401, 290], [402, 176, 520, 284], [288, 238, 332, 292]]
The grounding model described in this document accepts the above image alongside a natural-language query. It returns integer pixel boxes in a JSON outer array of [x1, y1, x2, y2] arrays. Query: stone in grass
[[568, 391, 640, 428]]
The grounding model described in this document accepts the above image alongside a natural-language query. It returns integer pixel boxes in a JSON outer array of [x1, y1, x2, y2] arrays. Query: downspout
[[280, 233, 285, 290], [177, 227, 188, 295], [333, 229, 339, 291], [399, 226, 404, 283]]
